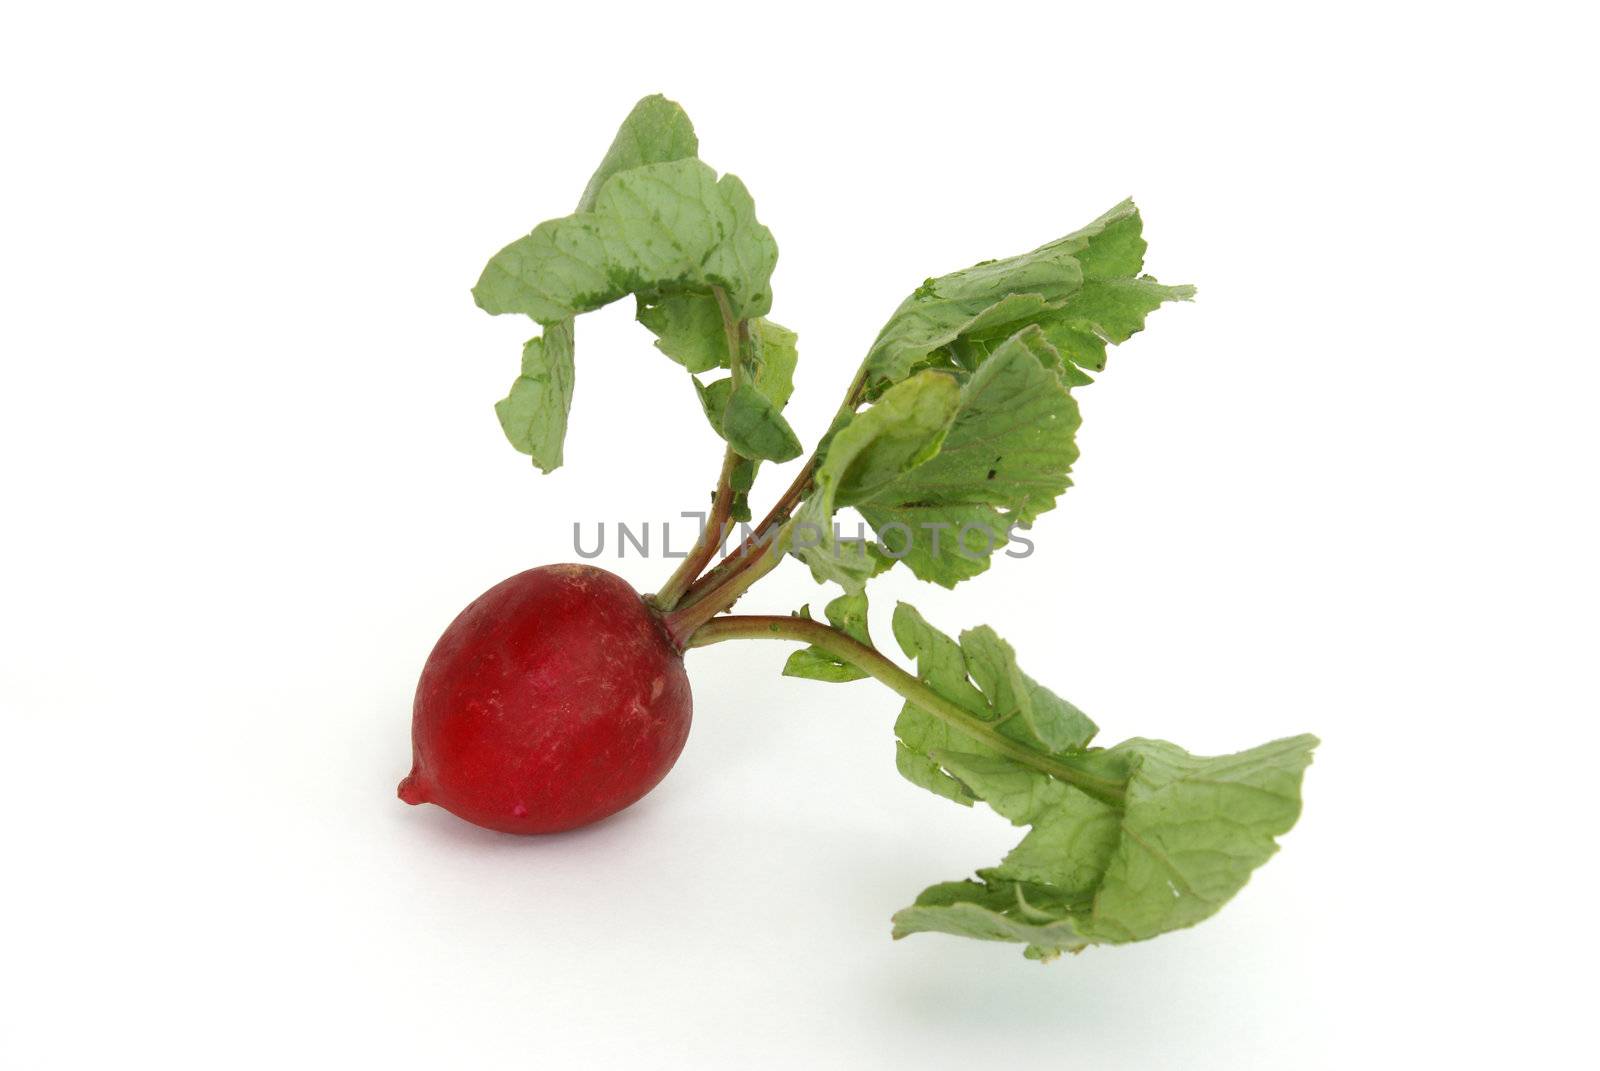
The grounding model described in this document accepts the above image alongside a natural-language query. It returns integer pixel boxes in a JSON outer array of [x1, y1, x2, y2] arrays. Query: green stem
[[714, 287, 744, 392], [684, 615, 1128, 807]]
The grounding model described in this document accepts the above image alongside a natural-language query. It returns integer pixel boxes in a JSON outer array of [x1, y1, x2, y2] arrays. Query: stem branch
[[662, 519, 791, 644], [684, 615, 1127, 807]]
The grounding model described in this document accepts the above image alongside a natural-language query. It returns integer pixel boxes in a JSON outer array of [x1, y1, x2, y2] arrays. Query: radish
[[398, 565, 689, 834], [400, 94, 1317, 960]]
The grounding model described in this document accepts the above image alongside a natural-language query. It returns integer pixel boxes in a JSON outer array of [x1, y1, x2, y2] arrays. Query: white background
[[4, 2, 1595, 1067]]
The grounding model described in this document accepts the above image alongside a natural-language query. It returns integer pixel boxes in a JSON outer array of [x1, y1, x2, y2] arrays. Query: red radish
[[402, 96, 1317, 959], [398, 564, 691, 834]]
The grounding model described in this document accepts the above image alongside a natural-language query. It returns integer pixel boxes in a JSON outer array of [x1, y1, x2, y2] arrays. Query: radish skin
[[399, 564, 692, 834]]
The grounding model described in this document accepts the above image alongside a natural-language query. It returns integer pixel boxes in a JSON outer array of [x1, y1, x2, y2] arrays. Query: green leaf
[[479, 95, 701, 472], [731, 319, 800, 518], [937, 752, 1119, 894], [637, 291, 727, 373], [723, 382, 803, 462], [896, 870, 1107, 954], [789, 372, 960, 591], [473, 158, 778, 324], [870, 271, 1080, 387], [891, 603, 989, 717], [691, 317, 803, 468], [809, 203, 1187, 579], [576, 94, 699, 212], [783, 592, 873, 682], [889, 602, 1100, 777], [890, 878, 1094, 960], [894, 742, 976, 805], [892, 734, 1318, 958], [639, 289, 798, 379], [493, 323, 575, 473], [727, 457, 757, 523], [889, 604, 1008, 801], [1035, 277, 1195, 376], [891, 733, 1318, 958], [846, 326, 1080, 586], [884, 603, 1315, 958], [1085, 734, 1318, 942], [865, 200, 1192, 386], [957, 626, 1097, 752], [751, 318, 798, 409]]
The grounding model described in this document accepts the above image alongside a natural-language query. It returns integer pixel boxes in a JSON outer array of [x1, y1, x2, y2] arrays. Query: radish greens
[[470, 94, 1316, 960]]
